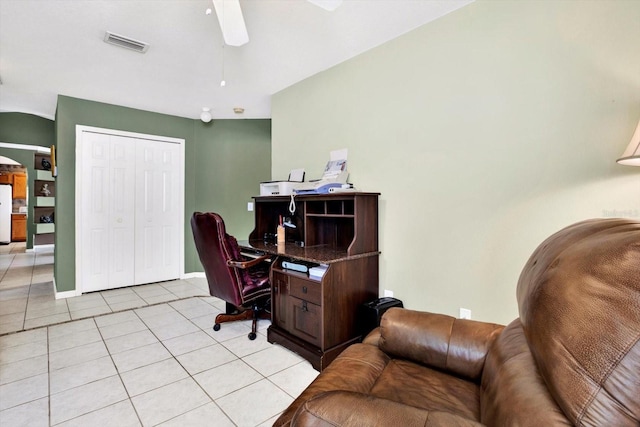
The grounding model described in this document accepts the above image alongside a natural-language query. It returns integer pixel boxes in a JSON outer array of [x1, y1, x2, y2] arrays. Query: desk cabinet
[[247, 193, 380, 371], [272, 270, 322, 347]]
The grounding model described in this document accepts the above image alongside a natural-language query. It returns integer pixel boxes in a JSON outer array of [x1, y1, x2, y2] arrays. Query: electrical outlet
[[384, 289, 394, 298], [247, 202, 254, 211], [459, 308, 471, 319]]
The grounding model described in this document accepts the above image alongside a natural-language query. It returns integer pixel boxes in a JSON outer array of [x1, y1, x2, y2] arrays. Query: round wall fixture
[[200, 107, 212, 123]]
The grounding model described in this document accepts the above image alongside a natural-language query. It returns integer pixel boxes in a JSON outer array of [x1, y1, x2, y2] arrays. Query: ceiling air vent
[[103, 31, 149, 53]]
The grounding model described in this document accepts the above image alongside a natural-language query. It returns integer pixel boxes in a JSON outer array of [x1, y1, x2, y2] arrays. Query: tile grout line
[[132, 306, 234, 426], [0, 294, 209, 338], [46, 322, 52, 427], [93, 314, 146, 427]]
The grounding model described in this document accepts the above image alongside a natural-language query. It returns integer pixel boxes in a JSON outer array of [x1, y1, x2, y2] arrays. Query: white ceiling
[[0, 0, 473, 120]]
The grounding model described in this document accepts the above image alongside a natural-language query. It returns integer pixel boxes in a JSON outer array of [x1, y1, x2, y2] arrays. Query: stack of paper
[[309, 264, 329, 279]]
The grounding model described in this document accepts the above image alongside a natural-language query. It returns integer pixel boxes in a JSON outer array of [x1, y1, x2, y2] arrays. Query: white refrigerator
[[0, 184, 12, 243]]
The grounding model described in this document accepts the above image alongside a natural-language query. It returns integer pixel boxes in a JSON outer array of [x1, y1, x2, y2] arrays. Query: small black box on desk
[[358, 297, 403, 337]]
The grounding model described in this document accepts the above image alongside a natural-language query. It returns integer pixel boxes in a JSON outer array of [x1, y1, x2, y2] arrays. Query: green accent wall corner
[[53, 95, 271, 293]]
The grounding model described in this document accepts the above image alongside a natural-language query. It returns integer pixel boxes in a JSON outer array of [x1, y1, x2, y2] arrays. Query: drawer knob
[[302, 301, 308, 312], [302, 286, 307, 294]]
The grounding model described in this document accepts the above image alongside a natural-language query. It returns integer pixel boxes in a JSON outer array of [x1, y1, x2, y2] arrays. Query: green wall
[[0, 113, 55, 147], [192, 119, 272, 258], [272, 0, 640, 324], [55, 96, 270, 292], [0, 112, 55, 249]]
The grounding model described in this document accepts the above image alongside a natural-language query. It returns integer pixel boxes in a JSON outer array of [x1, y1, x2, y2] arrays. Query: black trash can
[[358, 297, 403, 337]]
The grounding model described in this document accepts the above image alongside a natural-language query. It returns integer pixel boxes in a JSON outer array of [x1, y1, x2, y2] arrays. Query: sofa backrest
[[515, 218, 640, 425]]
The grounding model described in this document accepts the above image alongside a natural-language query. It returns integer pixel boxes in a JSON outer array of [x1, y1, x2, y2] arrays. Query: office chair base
[[213, 301, 271, 340], [214, 308, 255, 326]]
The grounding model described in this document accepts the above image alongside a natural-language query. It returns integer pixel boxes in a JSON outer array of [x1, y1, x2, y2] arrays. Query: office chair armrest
[[227, 254, 271, 269]]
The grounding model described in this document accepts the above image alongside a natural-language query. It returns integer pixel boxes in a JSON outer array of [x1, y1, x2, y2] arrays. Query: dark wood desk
[[243, 193, 380, 371], [238, 240, 378, 264]]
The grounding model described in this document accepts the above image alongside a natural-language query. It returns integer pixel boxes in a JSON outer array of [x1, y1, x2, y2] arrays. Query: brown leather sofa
[[274, 218, 640, 426]]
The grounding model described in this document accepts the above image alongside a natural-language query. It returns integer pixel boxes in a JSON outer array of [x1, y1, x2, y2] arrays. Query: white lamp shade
[[617, 119, 640, 166]]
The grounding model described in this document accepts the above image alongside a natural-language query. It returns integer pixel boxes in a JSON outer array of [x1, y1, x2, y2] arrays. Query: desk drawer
[[290, 297, 321, 347], [289, 276, 321, 305]]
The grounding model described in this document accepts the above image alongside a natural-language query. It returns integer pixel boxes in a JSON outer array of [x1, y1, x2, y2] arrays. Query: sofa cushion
[[516, 218, 640, 425], [294, 391, 484, 427], [274, 343, 391, 427], [379, 308, 503, 382], [370, 358, 480, 420]]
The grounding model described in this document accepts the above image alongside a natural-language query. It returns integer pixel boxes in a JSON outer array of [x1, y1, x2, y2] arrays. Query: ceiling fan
[[211, 0, 343, 47]]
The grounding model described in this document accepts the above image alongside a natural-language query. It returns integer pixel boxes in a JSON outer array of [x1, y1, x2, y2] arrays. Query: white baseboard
[[55, 289, 81, 299], [182, 272, 206, 279], [54, 277, 81, 299], [56, 291, 81, 299], [53, 272, 205, 299], [34, 244, 55, 252]]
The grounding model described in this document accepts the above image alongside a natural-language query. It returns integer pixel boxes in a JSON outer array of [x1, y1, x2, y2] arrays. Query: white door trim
[[75, 125, 185, 294]]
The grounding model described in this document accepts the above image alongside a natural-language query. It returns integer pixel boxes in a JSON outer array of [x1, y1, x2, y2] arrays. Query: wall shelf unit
[[33, 153, 55, 246]]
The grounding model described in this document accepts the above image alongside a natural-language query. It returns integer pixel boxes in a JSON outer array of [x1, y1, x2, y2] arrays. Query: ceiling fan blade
[[307, 0, 343, 11], [212, 0, 249, 46]]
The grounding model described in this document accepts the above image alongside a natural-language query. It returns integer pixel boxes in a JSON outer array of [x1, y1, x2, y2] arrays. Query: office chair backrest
[[191, 212, 247, 306]]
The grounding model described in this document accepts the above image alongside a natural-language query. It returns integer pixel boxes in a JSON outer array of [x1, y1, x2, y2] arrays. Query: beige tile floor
[[0, 243, 318, 426], [0, 243, 215, 334]]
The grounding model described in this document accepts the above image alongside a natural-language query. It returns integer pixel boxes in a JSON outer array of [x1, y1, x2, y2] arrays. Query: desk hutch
[[242, 192, 380, 371]]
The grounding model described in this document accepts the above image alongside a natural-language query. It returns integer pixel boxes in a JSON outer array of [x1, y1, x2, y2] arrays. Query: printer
[[259, 168, 305, 196]]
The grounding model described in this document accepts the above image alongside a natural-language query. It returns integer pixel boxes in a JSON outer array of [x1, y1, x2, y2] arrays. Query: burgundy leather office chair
[[191, 212, 272, 340]]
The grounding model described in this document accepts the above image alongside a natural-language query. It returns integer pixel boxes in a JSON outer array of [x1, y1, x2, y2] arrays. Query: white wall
[[271, 0, 640, 325]]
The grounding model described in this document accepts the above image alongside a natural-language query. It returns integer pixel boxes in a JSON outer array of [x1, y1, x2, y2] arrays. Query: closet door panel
[[108, 136, 136, 288], [80, 133, 112, 292], [80, 132, 135, 292], [134, 140, 181, 285], [81, 134, 109, 292]]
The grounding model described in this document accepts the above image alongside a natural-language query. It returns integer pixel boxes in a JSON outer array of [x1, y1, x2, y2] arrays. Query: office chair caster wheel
[[248, 332, 257, 340], [213, 323, 221, 331]]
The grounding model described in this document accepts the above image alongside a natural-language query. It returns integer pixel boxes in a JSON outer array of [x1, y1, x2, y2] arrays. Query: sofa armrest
[[378, 308, 504, 382], [293, 391, 484, 427], [362, 327, 381, 345]]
